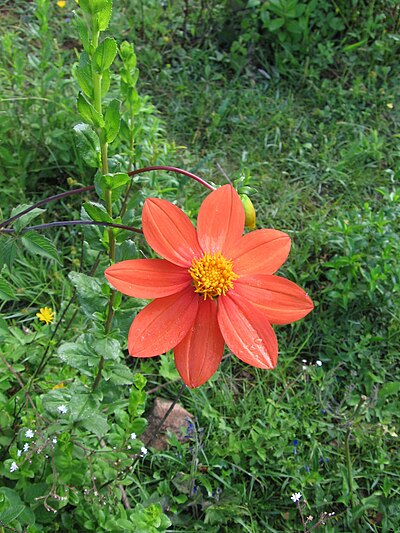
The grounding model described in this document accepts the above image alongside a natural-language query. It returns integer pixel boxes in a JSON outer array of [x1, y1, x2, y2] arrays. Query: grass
[[0, 1, 399, 531]]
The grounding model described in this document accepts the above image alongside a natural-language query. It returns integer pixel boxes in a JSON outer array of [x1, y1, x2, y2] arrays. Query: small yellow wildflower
[[57, 0, 66, 8], [52, 382, 65, 389], [36, 307, 55, 325]]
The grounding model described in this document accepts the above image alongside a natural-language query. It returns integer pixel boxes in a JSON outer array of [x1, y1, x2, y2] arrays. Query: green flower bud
[[240, 194, 256, 230]]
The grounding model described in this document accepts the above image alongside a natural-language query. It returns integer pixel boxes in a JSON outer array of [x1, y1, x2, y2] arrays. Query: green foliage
[[0, 0, 399, 531]]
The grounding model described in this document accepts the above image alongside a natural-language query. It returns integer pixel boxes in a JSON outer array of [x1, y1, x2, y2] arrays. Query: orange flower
[[105, 185, 313, 388]]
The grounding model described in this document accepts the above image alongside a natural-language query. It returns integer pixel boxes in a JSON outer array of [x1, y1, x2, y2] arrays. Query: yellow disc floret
[[189, 252, 239, 300]]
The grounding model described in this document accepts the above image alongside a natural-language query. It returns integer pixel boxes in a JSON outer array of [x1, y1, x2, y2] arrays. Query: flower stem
[[128, 165, 216, 190], [0, 186, 94, 229], [0, 220, 143, 235]]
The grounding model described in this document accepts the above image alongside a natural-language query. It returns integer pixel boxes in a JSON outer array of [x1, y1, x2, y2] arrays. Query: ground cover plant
[[0, 0, 399, 531]]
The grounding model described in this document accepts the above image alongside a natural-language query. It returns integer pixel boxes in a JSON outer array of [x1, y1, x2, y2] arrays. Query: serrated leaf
[[0, 278, 16, 301], [73, 123, 100, 168], [80, 413, 109, 436], [0, 505, 25, 525], [76, 52, 93, 98], [0, 238, 18, 269], [94, 337, 123, 361], [83, 202, 113, 223], [58, 337, 99, 377], [106, 363, 134, 385], [93, 37, 117, 73], [104, 99, 121, 143], [77, 93, 104, 128], [68, 272, 108, 318], [80, 0, 109, 14], [10, 204, 46, 232], [21, 232, 61, 264], [96, 0, 112, 30]]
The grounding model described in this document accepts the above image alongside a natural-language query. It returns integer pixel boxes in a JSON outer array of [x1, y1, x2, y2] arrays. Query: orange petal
[[234, 274, 314, 325], [105, 259, 191, 299], [128, 287, 199, 357], [174, 298, 224, 388], [197, 184, 245, 255], [143, 198, 202, 267], [217, 292, 278, 369], [232, 229, 291, 275]]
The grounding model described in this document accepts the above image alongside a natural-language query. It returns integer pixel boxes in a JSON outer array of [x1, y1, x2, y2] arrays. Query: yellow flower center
[[189, 252, 239, 300]]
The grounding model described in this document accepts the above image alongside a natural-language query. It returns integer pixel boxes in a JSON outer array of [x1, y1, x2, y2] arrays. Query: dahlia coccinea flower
[[105, 185, 313, 388]]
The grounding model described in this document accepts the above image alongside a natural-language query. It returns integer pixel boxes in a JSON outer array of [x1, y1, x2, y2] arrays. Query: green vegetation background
[[0, 0, 399, 531]]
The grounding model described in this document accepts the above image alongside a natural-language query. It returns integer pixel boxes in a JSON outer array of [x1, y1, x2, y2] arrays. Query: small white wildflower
[[17, 449, 22, 457], [130, 432, 137, 440], [291, 492, 302, 503], [25, 429, 34, 439], [140, 446, 148, 456], [302, 359, 307, 363], [316, 360, 323, 366], [57, 405, 68, 414], [10, 461, 18, 473], [302, 365, 307, 371], [23, 443, 29, 452], [52, 437, 57, 444]]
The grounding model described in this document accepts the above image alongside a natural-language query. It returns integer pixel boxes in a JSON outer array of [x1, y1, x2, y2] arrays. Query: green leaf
[[101, 68, 111, 97], [74, 13, 90, 52], [21, 231, 61, 264], [83, 202, 113, 223], [96, 0, 112, 30], [0, 505, 25, 525], [68, 272, 108, 318], [10, 204, 46, 232], [80, 413, 109, 436], [266, 17, 285, 31], [120, 41, 137, 69], [379, 381, 400, 399], [93, 37, 117, 73], [94, 337, 123, 361], [130, 417, 147, 435], [80, 0, 109, 14], [104, 99, 121, 143], [77, 93, 104, 128], [76, 52, 93, 98], [94, 172, 130, 201], [58, 337, 99, 377], [105, 363, 134, 385], [73, 123, 101, 168], [0, 278, 16, 301]]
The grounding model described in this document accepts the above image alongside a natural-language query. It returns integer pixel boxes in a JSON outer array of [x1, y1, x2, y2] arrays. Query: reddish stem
[[128, 165, 216, 191]]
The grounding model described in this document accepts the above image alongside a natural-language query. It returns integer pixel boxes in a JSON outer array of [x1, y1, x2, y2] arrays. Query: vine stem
[[0, 166, 215, 230], [128, 165, 216, 190], [0, 220, 143, 235], [0, 186, 94, 229]]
